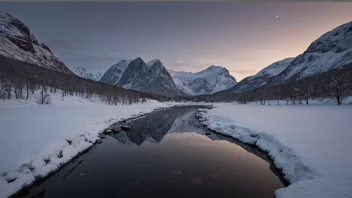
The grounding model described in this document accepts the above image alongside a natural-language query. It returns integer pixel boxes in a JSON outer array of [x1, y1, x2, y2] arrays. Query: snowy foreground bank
[[198, 103, 352, 198], [0, 92, 169, 197]]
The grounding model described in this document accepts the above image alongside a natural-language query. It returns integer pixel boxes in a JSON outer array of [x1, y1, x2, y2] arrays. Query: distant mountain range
[[168, 66, 237, 95], [1, 9, 351, 98], [100, 58, 237, 97], [72, 66, 102, 81]]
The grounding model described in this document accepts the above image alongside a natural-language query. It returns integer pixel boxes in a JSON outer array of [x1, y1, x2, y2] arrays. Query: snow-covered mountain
[[100, 58, 237, 97], [217, 21, 352, 94], [168, 66, 237, 95], [100, 58, 184, 97], [221, 58, 294, 93], [268, 21, 352, 86], [0, 10, 73, 74], [72, 66, 102, 81]]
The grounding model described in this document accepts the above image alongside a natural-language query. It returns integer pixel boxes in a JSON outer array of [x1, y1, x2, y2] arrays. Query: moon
[[276, 15, 279, 18]]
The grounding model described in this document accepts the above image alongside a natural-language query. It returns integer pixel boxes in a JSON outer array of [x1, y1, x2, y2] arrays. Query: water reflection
[[17, 106, 286, 198], [111, 106, 210, 145]]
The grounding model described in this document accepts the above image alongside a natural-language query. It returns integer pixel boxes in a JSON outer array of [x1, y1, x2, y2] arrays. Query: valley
[[0, 4, 352, 198]]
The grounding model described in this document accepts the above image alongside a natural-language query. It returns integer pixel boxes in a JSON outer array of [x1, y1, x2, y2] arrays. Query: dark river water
[[18, 106, 286, 198]]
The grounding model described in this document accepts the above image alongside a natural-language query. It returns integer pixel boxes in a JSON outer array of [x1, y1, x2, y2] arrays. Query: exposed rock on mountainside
[[268, 21, 352, 86], [217, 21, 352, 94], [101, 57, 237, 97], [0, 10, 73, 74], [100, 58, 184, 97]]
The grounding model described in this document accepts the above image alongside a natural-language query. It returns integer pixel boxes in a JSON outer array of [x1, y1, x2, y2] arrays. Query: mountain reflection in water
[[17, 106, 286, 198]]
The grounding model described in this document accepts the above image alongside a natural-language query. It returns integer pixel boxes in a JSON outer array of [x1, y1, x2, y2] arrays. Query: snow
[[168, 66, 237, 95], [0, 91, 169, 197], [146, 59, 160, 68], [272, 21, 352, 84], [0, 10, 72, 74], [71, 66, 102, 81], [100, 59, 132, 85], [284, 49, 352, 81], [198, 103, 352, 198], [249, 58, 294, 80]]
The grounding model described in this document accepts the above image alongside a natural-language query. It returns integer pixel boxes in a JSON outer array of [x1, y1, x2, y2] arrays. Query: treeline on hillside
[[179, 64, 352, 105], [0, 55, 167, 104]]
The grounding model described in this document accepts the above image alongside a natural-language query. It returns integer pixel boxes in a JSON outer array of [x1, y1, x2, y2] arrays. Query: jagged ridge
[[100, 57, 184, 97]]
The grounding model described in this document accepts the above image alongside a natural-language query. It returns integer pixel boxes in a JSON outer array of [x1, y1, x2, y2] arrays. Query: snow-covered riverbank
[[1, 95, 351, 198], [0, 92, 169, 197], [198, 103, 352, 198]]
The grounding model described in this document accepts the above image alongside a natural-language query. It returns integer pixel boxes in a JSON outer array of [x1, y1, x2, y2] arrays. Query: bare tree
[[257, 89, 266, 105], [0, 89, 6, 101], [239, 91, 248, 104], [325, 73, 350, 105]]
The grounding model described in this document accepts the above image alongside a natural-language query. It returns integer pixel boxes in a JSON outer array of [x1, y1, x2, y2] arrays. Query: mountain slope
[[168, 66, 237, 95], [72, 66, 102, 81], [100, 58, 184, 97], [0, 10, 73, 74], [268, 21, 352, 86], [220, 58, 294, 93]]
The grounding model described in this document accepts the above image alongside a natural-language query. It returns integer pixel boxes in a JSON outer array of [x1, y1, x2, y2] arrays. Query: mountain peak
[[115, 59, 133, 66], [72, 66, 101, 81], [202, 65, 228, 73], [134, 57, 144, 62], [168, 65, 237, 95], [101, 57, 184, 97], [147, 59, 166, 70], [147, 59, 162, 66]]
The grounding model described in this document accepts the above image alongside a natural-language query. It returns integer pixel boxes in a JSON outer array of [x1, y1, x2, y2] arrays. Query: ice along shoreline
[[1, 104, 172, 198], [195, 107, 317, 197]]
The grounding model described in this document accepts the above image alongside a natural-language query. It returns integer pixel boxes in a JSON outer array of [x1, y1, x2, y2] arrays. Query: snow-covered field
[[1, 93, 351, 198], [198, 103, 352, 198], [0, 91, 169, 197]]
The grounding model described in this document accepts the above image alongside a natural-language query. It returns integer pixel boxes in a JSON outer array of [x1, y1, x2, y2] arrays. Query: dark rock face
[[100, 60, 131, 85], [101, 58, 184, 97], [0, 10, 73, 74], [115, 58, 148, 88], [39, 43, 52, 53], [7, 18, 35, 53]]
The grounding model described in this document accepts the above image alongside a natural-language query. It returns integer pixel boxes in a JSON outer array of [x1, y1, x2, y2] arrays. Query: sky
[[1, 2, 352, 81]]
